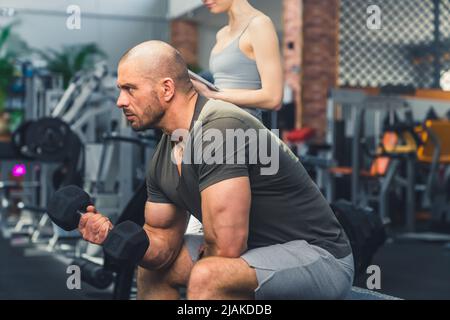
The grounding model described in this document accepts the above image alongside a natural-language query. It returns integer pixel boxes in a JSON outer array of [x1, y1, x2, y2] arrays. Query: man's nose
[[116, 91, 129, 108]]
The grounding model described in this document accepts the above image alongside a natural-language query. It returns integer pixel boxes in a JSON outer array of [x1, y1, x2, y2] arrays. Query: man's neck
[[160, 91, 199, 136]]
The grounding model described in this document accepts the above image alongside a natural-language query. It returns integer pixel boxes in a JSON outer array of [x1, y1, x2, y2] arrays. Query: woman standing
[[191, 0, 283, 121]]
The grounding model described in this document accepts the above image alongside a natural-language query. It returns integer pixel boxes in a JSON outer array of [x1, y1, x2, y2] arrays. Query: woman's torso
[[209, 15, 263, 119]]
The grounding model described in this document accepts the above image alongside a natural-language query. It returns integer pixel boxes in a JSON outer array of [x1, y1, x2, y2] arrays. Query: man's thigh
[[185, 235, 353, 300], [241, 240, 354, 300], [137, 234, 257, 299], [184, 234, 258, 299]]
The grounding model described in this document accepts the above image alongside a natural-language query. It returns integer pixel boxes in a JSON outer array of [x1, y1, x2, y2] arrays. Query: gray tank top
[[209, 17, 263, 120]]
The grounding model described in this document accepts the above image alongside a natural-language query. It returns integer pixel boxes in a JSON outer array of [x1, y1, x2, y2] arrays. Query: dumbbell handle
[[73, 209, 87, 227]]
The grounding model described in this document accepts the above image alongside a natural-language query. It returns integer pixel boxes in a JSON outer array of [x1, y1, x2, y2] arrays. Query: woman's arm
[[194, 16, 283, 110]]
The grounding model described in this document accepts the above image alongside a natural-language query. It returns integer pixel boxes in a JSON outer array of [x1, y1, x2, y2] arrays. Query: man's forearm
[[202, 241, 247, 259]]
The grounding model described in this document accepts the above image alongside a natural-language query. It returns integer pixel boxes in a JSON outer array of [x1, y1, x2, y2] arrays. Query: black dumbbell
[[47, 185, 93, 231], [71, 257, 113, 289], [47, 185, 149, 267], [103, 221, 150, 267]]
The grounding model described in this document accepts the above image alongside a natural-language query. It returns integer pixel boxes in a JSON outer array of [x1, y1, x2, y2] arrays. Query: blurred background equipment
[[0, 0, 449, 300]]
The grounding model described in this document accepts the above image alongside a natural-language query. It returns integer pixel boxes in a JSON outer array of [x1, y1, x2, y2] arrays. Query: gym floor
[[354, 238, 450, 300], [0, 235, 113, 300], [1, 233, 449, 300]]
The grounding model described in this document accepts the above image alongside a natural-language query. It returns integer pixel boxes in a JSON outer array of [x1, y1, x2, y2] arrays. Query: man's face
[[116, 61, 165, 131]]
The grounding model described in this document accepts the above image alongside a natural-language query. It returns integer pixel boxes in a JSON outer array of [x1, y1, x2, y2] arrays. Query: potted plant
[[0, 23, 16, 106], [39, 43, 107, 88], [0, 23, 18, 138]]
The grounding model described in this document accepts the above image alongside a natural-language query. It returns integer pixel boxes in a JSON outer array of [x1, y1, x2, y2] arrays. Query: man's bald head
[[119, 40, 192, 93]]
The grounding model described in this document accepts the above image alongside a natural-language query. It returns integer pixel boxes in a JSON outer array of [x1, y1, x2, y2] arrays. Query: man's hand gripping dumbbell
[[47, 185, 149, 267]]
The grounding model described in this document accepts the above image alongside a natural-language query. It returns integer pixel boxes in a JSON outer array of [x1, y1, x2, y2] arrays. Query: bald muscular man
[[78, 40, 354, 300]]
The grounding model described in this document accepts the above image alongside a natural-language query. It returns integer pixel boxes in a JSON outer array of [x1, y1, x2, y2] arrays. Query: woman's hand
[[191, 79, 219, 99]]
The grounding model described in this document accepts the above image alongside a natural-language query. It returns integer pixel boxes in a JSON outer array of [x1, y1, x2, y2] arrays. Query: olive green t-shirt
[[146, 96, 351, 258]]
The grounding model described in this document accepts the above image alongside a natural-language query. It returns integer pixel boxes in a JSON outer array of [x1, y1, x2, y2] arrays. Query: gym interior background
[[0, 0, 449, 300]]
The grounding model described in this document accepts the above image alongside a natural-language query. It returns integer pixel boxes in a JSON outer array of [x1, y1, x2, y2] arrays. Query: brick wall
[[283, 0, 303, 129], [301, 0, 340, 141]]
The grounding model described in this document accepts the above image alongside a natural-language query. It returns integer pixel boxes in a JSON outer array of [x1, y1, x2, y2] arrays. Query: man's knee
[[187, 259, 222, 299], [186, 257, 256, 299], [137, 265, 182, 300]]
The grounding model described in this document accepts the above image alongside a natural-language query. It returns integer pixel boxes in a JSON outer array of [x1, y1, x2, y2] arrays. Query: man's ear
[[161, 78, 175, 102]]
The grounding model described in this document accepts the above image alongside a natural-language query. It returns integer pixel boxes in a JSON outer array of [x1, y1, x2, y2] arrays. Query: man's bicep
[[144, 201, 188, 232]]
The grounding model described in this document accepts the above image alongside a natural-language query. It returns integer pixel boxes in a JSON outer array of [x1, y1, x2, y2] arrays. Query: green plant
[[0, 22, 17, 112], [39, 43, 107, 88]]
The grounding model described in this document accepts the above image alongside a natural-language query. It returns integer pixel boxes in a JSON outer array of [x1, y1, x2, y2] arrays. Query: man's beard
[[132, 103, 165, 131]]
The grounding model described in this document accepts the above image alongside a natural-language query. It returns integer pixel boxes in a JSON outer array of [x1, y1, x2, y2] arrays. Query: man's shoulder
[[203, 98, 239, 117], [197, 99, 259, 130]]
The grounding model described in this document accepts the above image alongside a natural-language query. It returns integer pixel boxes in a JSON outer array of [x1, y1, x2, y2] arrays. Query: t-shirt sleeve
[[146, 163, 172, 204], [192, 117, 252, 192]]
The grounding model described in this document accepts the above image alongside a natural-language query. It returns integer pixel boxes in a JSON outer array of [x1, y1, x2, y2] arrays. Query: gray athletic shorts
[[184, 234, 354, 300]]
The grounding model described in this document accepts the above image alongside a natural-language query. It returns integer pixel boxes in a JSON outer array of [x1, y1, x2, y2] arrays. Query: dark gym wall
[[339, 0, 450, 89]]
